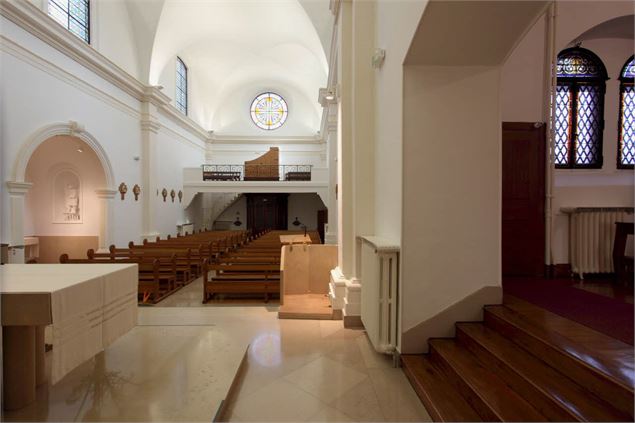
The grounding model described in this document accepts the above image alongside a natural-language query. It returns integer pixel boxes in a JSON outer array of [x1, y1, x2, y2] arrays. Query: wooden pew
[[203, 261, 280, 303]]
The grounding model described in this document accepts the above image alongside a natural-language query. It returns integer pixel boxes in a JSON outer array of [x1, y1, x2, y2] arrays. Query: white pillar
[[6, 181, 32, 263], [325, 102, 339, 244], [95, 189, 116, 252], [140, 100, 161, 241]]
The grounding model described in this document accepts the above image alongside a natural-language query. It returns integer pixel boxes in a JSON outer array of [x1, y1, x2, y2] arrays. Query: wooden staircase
[[401, 295, 634, 422]]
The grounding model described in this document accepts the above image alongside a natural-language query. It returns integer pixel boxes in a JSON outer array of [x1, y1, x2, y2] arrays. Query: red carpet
[[503, 278, 634, 345]]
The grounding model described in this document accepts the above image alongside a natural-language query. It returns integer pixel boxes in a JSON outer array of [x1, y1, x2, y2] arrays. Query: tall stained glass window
[[48, 0, 90, 43], [555, 47, 608, 168], [618, 55, 634, 169], [250, 93, 288, 130], [175, 57, 188, 115]]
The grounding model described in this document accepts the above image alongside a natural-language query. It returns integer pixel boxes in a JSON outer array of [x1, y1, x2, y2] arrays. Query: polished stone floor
[[3, 276, 430, 422]]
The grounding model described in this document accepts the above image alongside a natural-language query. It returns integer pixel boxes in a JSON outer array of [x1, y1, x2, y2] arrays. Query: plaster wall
[[401, 65, 502, 347], [500, 5, 635, 264]]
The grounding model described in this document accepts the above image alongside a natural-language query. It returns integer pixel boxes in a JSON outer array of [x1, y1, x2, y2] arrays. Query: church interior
[[1, 0, 634, 421]]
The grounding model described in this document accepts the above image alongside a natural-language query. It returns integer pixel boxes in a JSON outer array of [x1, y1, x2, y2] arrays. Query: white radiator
[[566, 207, 634, 277], [358, 236, 400, 354]]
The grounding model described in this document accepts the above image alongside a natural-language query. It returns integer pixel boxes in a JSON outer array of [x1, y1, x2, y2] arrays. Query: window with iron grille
[[48, 0, 90, 43], [555, 47, 608, 169], [176, 57, 188, 115], [618, 55, 634, 169]]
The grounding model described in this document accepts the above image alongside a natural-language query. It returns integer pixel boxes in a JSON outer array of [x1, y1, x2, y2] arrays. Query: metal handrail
[[201, 164, 312, 181]]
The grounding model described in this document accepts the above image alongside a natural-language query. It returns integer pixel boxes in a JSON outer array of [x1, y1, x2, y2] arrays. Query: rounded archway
[[23, 136, 109, 263]]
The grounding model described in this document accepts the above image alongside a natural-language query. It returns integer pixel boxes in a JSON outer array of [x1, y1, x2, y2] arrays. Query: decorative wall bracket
[[133, 184, 141, 201], [118, 182, 128, 200]]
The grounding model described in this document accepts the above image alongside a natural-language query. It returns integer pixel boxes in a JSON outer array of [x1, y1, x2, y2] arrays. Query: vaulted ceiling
[[124, 0, 331, 136]]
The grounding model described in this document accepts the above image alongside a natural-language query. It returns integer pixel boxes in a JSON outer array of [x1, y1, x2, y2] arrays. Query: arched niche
[[6, 122, 116, 263], [23, 136, 108, 262]]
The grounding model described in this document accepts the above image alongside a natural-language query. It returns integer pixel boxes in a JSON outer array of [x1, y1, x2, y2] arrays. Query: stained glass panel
[[555, 85, 572, 166], [621, 58, 635, 79], [176, 57, 188, 115], [48, 0, 89, 43], [250, 93, 288, 130], [557, 51, 605, 78], [620, 86, 635, 167], [574, 85, 602, 165]]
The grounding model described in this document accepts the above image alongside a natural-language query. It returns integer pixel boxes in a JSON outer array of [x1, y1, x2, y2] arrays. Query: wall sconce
[[133, 184, 141, 201], [118, 182, 128, 200], [170, 189, 176, 202], [178, 190, 183, 203], [292, 217, 301, 226], [233, 212, 243, 227], [161, 188, 168, 202], [372, 48, 386, 69]]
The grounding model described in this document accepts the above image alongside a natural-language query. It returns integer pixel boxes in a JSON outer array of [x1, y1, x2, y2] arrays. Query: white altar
[[1, 264, 138, 410]]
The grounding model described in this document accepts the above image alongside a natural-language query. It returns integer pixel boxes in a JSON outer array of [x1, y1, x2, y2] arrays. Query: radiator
[[358, 236, 400, 354], [567, 207, 634, 277]]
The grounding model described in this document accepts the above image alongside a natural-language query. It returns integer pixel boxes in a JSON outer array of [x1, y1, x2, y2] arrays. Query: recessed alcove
[[24, 135, 107, 263]]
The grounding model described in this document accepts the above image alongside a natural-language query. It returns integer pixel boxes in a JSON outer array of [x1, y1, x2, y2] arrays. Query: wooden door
[[502, 122, 546, 276], [246, 194, 288, 232], [317, 209, 328, 244]]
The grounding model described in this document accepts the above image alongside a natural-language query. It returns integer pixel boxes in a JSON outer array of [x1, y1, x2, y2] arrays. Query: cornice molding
[[6, 181, 33, 195], [1, 0, 211, 143], [0, 0, 145, 99], [94, 188, 117, 199]]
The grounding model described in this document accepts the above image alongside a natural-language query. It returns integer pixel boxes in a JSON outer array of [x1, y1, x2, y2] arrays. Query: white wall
[[93, 0, 141, 80], [287, 193, 326, 230], [553, 37, 634, 263], [24, 136, 105, 236], [373, 0, 428, 243], [1, 14, 205, 248], [401, 65, 502, 347], [500, 4, 635, 264]]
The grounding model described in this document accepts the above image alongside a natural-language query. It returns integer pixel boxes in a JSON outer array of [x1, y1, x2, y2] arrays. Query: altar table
[[1, 264, 138, 410]]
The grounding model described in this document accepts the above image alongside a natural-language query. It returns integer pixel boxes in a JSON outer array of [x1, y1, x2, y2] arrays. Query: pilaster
[[140, 98, 161, 240], [95, 188, 116, 252], [6, 181, 33, 263]]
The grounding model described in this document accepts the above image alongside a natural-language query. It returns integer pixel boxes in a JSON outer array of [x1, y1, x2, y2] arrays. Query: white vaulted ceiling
[[146, 0, 331, 136]]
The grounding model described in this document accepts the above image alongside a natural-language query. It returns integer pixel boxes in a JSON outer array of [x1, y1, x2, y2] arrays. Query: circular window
[[250, 92, 288, 130]]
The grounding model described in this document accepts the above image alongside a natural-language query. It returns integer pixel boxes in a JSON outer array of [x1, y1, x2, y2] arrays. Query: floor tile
[[328, 378, 385, 422], [283, 356, 368, 403], [231, 379, 325, 422]]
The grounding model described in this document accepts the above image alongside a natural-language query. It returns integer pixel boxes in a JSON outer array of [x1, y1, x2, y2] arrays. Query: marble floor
[[3, 276, 431, 422]]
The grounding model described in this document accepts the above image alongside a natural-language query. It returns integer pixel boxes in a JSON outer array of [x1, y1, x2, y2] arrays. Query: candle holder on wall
[[178, 190, 183, 203], [161, 188, 168, 202], [133, 184, 141, 201], [118, 183, 128, 200], [170, 189, 176, 202]]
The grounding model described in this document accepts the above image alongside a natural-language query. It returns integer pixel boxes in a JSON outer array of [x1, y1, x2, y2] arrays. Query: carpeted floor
[[503, 278, 634, 345]]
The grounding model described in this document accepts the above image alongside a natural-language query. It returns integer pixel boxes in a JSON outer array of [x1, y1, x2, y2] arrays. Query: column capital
[[95, 188, 117, 199], [6, 181, 33, 195]]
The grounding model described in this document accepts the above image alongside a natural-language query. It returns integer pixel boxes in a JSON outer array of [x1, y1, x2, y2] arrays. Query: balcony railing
[[201, 164, 313, 182]]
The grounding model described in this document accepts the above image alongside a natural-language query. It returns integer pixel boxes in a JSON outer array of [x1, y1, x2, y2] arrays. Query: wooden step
[[429, 338, 546, 421], [456, 322, 631, 422], [401, 354, 482, 422], [484, 304, 634, 418]]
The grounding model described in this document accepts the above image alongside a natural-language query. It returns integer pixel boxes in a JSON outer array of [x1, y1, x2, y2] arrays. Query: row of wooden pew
[[203, 231, 286, 303], [60, 229, 256, 303]]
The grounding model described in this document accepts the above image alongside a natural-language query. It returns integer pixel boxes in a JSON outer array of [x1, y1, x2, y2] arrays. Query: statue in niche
[[54, 170, 82, 223]]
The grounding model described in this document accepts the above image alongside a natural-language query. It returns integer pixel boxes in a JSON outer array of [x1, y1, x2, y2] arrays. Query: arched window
[[618, 55, 634, 169], [555, 47, 608, 168], [48, 0, 90, 43], [176, 57, 188, 115]]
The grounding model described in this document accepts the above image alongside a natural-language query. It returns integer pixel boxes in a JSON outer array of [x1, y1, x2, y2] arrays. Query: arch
[[618, 55, 635, 168], [12, 121, 115, 189], [554, 47, 608, 168]]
